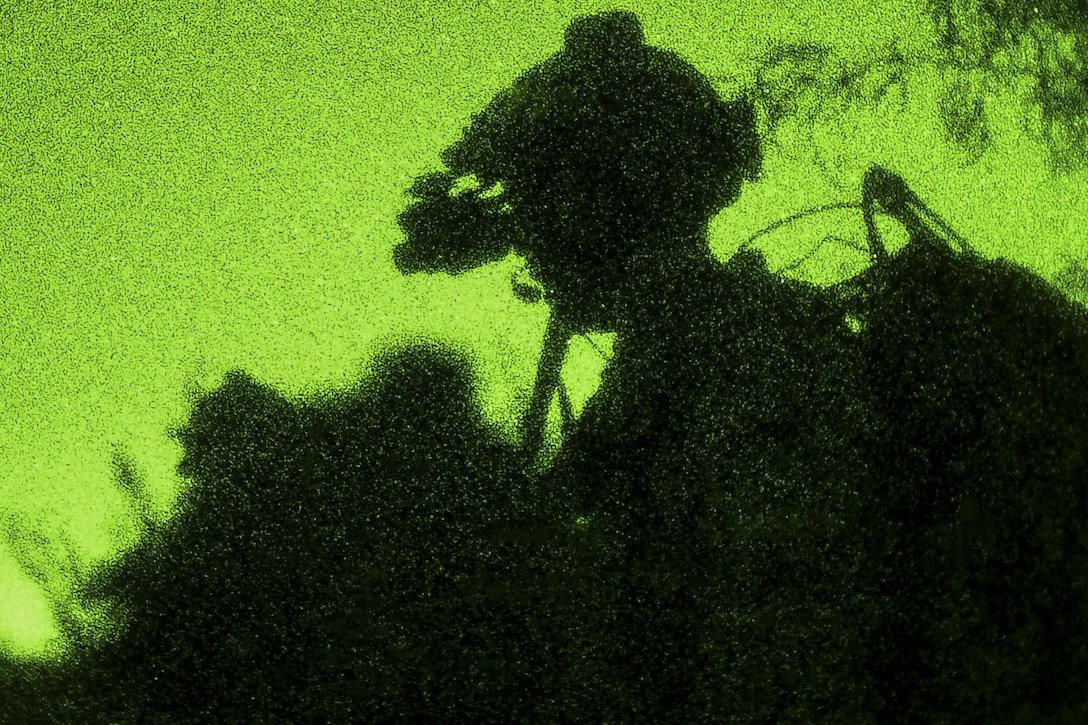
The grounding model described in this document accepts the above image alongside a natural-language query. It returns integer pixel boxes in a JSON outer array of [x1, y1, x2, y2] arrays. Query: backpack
[[830, 166, 1088, 720]]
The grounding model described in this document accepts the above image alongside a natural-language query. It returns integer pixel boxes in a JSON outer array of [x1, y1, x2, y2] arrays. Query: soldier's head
[[437, 11, 762, 331]]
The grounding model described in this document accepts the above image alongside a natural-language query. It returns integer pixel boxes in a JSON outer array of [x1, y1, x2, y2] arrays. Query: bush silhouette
[[0, 342, 589, 722]]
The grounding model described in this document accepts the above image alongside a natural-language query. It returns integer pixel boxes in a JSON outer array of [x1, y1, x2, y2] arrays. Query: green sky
[[1, 0, 1084, 657]]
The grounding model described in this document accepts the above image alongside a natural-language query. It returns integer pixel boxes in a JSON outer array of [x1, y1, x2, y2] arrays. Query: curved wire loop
[[739, 201, 865, 253]]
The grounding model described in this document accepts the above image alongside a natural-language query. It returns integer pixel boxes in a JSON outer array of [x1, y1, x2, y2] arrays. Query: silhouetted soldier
[[418, 10, 874, 720]]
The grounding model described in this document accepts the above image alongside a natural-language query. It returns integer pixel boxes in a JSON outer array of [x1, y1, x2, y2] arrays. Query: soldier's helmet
[[396, 10, 762, 314]]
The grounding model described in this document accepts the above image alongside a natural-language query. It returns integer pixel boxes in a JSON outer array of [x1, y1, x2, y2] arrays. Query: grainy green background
[[1, 0, 1083, 657]]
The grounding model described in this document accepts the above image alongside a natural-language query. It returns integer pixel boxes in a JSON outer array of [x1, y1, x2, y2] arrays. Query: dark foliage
[[0, 344, 580, 723]]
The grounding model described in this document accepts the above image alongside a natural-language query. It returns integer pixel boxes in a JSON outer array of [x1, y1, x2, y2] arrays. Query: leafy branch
[[747, 3, 1088, 180]]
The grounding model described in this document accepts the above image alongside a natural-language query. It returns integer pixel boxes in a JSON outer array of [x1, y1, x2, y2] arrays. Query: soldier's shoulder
[[714, 249, 847, 335]]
